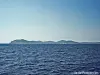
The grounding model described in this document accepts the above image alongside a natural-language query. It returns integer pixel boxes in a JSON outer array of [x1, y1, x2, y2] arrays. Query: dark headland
[[9, 39, 100, 44]]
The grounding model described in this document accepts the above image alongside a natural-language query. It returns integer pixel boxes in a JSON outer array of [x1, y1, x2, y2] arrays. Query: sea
[[0, 44, 100, 75]]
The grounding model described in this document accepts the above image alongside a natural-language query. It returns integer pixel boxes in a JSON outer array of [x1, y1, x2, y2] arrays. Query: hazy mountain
[[10, 39, 79, 44], [57, 40, 79, 44], [43, 41, 56, 44], [10, 39, 42, 44], [10, 39, 100, 44], [10, 39, 28, 44]]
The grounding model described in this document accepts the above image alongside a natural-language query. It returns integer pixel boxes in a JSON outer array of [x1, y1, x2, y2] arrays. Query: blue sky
[[0, 0, 100, 43]]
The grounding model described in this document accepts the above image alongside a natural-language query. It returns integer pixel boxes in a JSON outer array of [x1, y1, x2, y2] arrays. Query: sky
[[0, 0, 100, 43]]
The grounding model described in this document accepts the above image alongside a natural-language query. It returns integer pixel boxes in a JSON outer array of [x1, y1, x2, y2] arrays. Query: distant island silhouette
[[10, 39, 100, 44]]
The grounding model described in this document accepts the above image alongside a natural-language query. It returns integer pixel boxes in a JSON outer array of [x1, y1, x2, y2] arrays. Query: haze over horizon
[[0, 0, 100, 43]]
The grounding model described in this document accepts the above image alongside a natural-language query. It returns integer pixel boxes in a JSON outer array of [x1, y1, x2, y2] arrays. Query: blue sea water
[[0, 44, 100, 75]]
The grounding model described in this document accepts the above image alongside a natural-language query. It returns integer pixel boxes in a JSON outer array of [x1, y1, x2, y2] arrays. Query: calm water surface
[[0, 44, 100, 75]]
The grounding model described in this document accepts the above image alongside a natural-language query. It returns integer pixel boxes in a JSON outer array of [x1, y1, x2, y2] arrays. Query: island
[[10, 39, 100, 44], [10, 39, 79, 44]]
